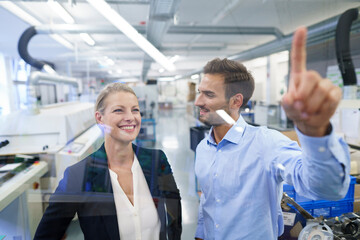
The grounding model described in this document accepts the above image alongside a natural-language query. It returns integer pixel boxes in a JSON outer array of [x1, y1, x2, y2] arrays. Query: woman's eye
[[113, 109, 122, 112], [133, 109, 140, 112]]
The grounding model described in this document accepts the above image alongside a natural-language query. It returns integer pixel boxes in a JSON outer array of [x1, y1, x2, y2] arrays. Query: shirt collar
[[206, 115, 247, 145]]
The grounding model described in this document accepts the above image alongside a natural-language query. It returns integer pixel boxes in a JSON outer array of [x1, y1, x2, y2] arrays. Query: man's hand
[[281, 27, 342, 137]]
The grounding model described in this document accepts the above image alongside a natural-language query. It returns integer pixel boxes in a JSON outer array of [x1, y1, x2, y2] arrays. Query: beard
[[199, 105, 232, 126]]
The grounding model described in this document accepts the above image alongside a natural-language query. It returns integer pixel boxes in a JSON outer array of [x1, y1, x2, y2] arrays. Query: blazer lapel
[[132, 144, 153, 191], [84, 144, 120, 239]]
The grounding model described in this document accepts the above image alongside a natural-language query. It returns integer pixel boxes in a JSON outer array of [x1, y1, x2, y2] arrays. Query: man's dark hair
[[203, 58, 255, 108]]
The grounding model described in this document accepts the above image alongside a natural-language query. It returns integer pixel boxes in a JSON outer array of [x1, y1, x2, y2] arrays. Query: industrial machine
[[281, 192, 360, 240], [0, 100, 103, 239], [0, 26, 104, 239]]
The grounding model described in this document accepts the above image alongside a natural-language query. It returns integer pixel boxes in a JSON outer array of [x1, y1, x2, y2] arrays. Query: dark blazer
[[34, 143, 182, 240]]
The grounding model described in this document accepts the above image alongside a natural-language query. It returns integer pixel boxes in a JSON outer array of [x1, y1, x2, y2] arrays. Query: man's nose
[[195, 94, 202, 106]]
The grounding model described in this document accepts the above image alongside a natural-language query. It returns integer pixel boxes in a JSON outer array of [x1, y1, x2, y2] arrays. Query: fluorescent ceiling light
[[0, 1, 73, 50], [50, 34, 74, 49], [0, 1, 40, 25], [120, 78, 139, 83], [47, 0, 96, 47], [80, 33, 95, 46], [158, 77, 175, 82], [191, 74, 199, 80], [98, 56, 114, 67], [87, 0, 176, 72], [48, 0, 75, 24], [169, 55, 180, 63], [106, 58, 114, 66]]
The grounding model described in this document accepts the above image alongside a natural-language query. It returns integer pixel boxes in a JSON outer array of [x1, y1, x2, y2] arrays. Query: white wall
[[0, 54, 17, 115], [244, 50, 289, 104]]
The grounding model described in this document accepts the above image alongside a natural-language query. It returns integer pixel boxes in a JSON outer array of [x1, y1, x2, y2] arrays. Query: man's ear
[[95, 111, 103, 124], [230, 93, 243, 110]]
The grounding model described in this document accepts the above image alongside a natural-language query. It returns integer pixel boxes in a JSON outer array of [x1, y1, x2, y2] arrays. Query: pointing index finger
[[289, 27, 307, 90], [291, 26, 307, 74]]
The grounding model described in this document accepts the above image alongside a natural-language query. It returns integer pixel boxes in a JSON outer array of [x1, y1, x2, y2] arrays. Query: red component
[[153, 197, 159, 208], [33, 182, 39, 190], [139, 21, 146, 25]]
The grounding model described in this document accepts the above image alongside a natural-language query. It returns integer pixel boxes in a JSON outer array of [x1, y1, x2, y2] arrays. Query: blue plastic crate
[[283, 176, 356, 217], [298, 200, 353, 218], [283, 175, 356, 204]]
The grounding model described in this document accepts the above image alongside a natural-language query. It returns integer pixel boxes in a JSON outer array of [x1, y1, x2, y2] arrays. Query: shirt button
[[134, 213, 137, 216], [215, 174, 218, 177], [318, 147, 326, 152], [216, 224, 219, 228], [218, 149, 222, 152], [216, 199, 220, 203]]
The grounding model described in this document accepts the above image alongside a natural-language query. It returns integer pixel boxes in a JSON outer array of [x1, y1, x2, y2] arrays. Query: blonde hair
[[95, 82, 137, 115]]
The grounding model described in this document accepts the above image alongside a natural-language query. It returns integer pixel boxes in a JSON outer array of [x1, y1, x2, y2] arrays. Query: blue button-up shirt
[[195, 116, 350, 240]]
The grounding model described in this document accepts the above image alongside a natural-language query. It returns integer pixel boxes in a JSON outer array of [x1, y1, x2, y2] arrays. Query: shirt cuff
[[295, 125, 334, 161]]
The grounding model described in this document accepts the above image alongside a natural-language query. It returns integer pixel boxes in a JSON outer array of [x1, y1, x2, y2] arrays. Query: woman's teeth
[[120, 126, 134, 130]]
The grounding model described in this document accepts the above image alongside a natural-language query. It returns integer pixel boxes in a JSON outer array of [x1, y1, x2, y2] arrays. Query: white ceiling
[[0, 0, 359, 82]]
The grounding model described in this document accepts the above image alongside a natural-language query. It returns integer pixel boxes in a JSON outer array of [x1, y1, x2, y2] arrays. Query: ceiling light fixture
[[47, 1, 96, 47], [98, 56, 114, 67], [86, 0, 176, 72], [169, 55, 180, 63], [106, 58, 114, 66], [47, 0, 75, 24], [0, 1, 73, 50], [80, 33, 95, 46], [191, 74, 199, 80], [0, 1, 39, 25], [158, 77, 175, 82]]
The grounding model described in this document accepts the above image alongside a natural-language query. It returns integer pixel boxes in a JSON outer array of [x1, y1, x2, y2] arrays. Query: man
[[194, 27, 350, 239]]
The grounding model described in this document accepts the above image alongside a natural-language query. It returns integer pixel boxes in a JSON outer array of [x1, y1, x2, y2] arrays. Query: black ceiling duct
[[18, 26, 55, 70], [335, 8, 358, 86]]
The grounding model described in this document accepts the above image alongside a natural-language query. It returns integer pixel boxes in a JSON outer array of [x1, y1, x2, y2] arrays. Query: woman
[[34, 83, 182, 240]]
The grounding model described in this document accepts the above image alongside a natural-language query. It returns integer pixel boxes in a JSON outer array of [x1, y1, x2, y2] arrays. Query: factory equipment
[[335, 8, 359, 100], [0, 101, 103, 189], [281, 192, 360, 240], [281, 192, 334, 240], [0, 155, 47, 239], [0, 26, 104, 239], [0, 101, 103, 239], [133, 85, 158, 147]]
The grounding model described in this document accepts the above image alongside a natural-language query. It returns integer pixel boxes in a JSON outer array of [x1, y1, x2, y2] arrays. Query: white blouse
[[109, 154, 160, 240]]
